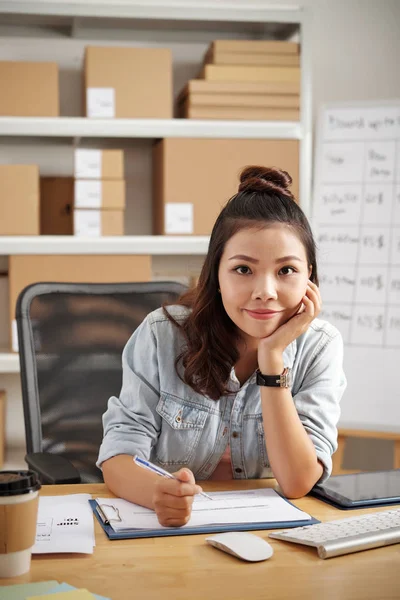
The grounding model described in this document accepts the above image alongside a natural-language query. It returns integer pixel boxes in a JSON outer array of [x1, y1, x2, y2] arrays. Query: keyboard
[[269, 507, 400, 559]]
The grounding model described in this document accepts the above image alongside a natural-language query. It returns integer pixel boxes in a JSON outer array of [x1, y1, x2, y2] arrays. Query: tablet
[[310, 469, 400, 509]]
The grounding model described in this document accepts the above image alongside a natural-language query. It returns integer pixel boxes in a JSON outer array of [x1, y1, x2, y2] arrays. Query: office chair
[[16, 281, 186, 484]]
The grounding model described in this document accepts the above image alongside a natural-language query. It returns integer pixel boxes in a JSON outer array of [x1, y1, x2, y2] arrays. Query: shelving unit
[[0, 2, 312, 377], [0, 235, 210, 255], [0, 117, 302, 140]]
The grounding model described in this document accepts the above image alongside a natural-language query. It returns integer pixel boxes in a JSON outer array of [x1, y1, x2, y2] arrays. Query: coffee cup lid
[[0, 470, 41, 496]]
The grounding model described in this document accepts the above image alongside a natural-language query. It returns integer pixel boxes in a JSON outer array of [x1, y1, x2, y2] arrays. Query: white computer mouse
[[206, 532, 274, 562]]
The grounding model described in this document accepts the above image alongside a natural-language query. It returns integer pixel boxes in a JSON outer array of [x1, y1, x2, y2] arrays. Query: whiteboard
[[312, 102, 400, 432]]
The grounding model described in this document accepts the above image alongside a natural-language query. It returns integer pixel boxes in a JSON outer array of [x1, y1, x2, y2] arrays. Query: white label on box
[[74, 149, 102, 179], [165, 203, 194, 234], [74, 210, 102, 237], [74, 180, 102, 209], [12, 319, 18, 353], [0, 275, 9, 350], [87, 87, 115, 118]]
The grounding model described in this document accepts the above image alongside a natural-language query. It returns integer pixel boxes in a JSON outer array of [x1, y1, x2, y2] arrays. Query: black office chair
[[16, 281, 186, 484]]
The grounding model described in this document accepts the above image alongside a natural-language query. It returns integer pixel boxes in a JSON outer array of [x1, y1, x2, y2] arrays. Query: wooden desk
[[2, 480, 400, 600]]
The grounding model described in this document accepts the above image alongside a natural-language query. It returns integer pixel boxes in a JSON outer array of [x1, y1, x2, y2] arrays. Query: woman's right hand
[[152, 468, 203, 527]]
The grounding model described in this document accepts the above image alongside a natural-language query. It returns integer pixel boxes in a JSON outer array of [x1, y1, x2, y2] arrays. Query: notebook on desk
[[90, 488, 319, 540]]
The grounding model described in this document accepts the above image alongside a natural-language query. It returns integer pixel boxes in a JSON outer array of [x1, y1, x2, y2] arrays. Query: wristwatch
[[256, 367, 292, 388]]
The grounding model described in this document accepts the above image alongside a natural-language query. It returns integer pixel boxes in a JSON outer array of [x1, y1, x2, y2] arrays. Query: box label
[[74, 149, 102, 179], [11, 319, 18, 353], [74, 210, 102, 237], [87, 87, 115, 118], [165, 203, 194, 234], [74, 180, 102, 209]]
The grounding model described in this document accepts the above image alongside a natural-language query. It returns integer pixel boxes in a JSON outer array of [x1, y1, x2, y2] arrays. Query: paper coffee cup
[[0, 470, 41, 578]]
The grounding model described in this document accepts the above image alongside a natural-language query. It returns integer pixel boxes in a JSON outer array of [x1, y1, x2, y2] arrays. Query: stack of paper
[[33, 494, 95, 554], [0, 581, 110, 600], [95, 488, 313, 532], [0, 581, 59, 599]]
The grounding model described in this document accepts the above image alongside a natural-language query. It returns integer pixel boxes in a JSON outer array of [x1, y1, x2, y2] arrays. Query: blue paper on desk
[[44, 583, 110, 600], [90, 488, 319, 540], [0, 581, 59, 599]]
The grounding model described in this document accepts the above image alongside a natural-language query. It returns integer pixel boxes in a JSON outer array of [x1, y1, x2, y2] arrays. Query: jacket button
[[235, 467, 243, 474], [232, 431, 239, 438]]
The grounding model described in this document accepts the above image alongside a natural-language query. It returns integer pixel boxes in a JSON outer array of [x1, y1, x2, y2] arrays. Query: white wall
[[2, 0, 399, 469], [307, 0, 400, 125]]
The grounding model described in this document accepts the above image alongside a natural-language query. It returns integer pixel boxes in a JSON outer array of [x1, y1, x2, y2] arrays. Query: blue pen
[[133, 455, 213, 500]]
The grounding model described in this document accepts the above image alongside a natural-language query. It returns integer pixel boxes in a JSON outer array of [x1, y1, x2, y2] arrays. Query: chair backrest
[[16, 281, 186, 482]]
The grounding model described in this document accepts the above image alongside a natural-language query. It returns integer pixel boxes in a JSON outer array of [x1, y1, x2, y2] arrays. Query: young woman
[[98, 166, 346, 527]]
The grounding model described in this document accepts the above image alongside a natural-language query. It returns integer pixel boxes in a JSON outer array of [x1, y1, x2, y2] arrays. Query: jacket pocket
[[155, 394, 209, 466]]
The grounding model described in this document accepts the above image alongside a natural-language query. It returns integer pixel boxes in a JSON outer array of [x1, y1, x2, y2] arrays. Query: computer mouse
[[205, 532, 274, 562]]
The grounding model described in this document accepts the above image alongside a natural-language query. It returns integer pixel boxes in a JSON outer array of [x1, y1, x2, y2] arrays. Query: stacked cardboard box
[[178, 40, 300, 120], [40, 149, 126, 236], [0, 61, 59, 116], [153, 138, 299, 235], [73, 149, 125, 236], [84, 46, 172, 118], [0, 390, 5, 468], [0, 165, 40, 235]]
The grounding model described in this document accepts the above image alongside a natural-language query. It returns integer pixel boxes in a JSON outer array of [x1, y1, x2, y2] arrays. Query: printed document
[[96, 489, 312, 531], [33, 494, 95, 554]]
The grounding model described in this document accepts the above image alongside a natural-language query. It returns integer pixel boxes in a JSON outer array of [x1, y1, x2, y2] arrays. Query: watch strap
[[256, 367, 291, 388]]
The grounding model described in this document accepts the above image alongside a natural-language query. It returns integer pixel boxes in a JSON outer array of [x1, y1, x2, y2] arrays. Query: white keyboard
[[269, 507, 400, 559]]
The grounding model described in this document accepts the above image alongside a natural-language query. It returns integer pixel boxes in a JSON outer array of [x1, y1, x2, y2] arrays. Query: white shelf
[[0, 352, 19, 374], [0, 2, 303, 24], [0, 236, 210, 255], [0, 117, 302, 140]]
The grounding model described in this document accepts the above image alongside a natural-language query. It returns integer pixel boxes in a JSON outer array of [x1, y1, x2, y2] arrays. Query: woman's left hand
[[258, 281, 322, 368]]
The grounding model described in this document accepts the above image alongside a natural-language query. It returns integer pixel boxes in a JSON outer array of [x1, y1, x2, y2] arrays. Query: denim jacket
[[97, 305, 346, 483]]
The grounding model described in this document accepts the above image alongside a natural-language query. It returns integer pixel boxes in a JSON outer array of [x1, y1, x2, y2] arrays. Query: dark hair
[[165, 165, 318, 400]]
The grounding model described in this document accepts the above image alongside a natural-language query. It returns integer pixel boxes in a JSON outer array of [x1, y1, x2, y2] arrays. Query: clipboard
[[89, 497, 319, 540]]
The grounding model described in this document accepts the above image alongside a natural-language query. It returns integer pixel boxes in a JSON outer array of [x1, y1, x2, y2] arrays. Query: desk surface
[[1, 480, 400, 600]]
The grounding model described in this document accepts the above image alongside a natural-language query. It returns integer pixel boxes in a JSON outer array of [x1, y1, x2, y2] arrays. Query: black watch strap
[[256, 367, 291, 388]]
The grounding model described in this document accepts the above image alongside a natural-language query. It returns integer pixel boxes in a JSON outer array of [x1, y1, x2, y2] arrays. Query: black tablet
[[310, 469, 400, 509]]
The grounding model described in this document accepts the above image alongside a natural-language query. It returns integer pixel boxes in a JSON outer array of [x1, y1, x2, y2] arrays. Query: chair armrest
[[25, 452, 81, 484]]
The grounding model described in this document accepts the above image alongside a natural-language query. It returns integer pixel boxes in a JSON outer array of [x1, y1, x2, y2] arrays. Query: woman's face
[[218, 224, 312, 347]]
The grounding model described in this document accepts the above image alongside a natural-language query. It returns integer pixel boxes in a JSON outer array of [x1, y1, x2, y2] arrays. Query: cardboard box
[[40, 177, 74, 235], [183, 94, 299, 109], [0, 390, 5, 468], [200, 64, 301, 83], [205, 50, 300, 67], [84, 46, 172, 118], [0, 165, 39, 235], [178, 80, 300, 100], [209, 40, 300, 55], [73, 209, 124, 236], [153, 138, 299, 236], [182, 94, 300, 109], [181, 105, 300, 121], [40, 178, 126, 235], [74, 179, 126, 209], [74, 149, 124, 180], [9, 255, 152, 351], [0, 61, 59, 117], [0, 275, 9, 350]]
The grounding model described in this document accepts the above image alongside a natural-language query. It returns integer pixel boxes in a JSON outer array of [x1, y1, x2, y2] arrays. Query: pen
[[133, 455, 213, 500], [96, 504, 110, 525]]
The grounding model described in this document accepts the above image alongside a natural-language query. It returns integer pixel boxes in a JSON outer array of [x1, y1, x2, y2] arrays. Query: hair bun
[[238, 166, 293, 195]]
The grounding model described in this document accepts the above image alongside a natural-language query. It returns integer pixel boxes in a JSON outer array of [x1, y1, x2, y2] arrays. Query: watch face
[[281, 368, 292, 388]]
